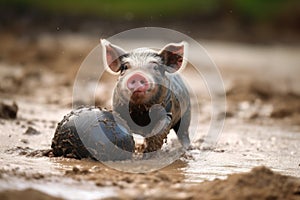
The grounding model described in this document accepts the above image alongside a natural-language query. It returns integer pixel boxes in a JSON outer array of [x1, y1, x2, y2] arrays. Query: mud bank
[[0, 166, 299, 200]]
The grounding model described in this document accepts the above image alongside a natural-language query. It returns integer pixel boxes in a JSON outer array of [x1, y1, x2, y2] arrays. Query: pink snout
[[127, 73, 149, 92]]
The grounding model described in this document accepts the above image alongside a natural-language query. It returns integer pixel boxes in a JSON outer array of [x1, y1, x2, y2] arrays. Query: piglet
[[101, 40, 191, 153]]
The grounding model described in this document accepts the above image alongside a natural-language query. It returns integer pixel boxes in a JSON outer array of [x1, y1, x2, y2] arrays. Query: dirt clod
[[20, 138, 29, 144], [187, 166, 300, 200], [24, 126, 40, 135], [0, 101, 18, 119]]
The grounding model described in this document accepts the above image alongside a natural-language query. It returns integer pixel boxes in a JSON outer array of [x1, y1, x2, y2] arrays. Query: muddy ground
[[0, 29, 300, 200]]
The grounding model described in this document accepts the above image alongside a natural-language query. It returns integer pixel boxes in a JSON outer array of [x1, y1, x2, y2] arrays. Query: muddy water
[[186, 120, 300, 182], [0, 36, 300, 199], [0, 99, 299, 199]]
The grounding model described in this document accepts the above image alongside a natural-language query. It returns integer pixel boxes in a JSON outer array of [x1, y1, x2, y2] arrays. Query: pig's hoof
[[51, 107, 135, 161]]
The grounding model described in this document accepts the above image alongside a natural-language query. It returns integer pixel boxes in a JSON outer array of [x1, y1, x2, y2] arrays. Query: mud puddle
[[0, 33, 300, 199], [0, 98, 299, 199], [186, 120, 300, 182]]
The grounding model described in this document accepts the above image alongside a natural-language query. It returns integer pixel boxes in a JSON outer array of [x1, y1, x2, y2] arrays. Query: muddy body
[[113, 73, 191, 152]]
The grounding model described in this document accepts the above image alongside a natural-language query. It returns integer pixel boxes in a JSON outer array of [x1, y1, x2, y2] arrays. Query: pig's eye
[[120, 63, 129, 75], [150, 61, 159, 71], [150, 61, 159, 65]]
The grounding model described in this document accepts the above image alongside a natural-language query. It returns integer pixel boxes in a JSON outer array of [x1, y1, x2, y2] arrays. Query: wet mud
[[0, 32, 300, 199], [0, 101, 18, 119]]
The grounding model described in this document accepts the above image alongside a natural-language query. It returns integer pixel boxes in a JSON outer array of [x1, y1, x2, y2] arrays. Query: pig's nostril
[[140, 80, 145, 84], [131, 80, 136, 84]]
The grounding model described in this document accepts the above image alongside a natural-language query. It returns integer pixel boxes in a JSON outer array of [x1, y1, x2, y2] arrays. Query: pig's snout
[[127, 73, 149, 92]]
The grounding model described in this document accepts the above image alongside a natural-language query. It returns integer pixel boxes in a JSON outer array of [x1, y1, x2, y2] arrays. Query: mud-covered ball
[[51, 107, 135, 161]]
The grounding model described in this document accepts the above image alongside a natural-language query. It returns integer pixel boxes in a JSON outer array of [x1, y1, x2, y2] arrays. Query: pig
[[101, 39, 191, 153]]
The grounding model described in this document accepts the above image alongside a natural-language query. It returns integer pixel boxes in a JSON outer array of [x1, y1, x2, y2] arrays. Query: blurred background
[[0, 0, 299, 108], [1, 0, 300, 42]]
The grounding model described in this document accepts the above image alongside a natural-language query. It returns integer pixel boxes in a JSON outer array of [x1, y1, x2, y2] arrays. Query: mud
[[0, 189, 63, 200], [116, 166, 300, 200], [0, 166, 299, 200], [24, 127, 41, 135], [0, 101, 18, 119], [0, 31, 300, 199]]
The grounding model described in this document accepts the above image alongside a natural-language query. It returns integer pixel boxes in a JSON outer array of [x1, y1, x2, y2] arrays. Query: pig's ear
[[101, 39, 127, 75], [158, 41, 188, 73]]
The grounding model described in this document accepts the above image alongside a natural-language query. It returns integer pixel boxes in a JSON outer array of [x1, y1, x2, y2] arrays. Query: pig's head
[[101, 39, 187, 105]]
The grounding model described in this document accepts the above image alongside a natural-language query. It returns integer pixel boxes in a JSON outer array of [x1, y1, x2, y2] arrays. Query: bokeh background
[[0, 0, 300, 121], [1, 0, 300, 102], [1, 0, 300, 42]]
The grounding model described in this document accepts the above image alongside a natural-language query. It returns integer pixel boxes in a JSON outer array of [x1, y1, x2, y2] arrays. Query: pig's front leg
[[144, 113, 172, 153], [147, 104, 172, 136]]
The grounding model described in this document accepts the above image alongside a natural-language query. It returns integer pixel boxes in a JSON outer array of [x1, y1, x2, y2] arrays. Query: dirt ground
[[0, 27, 300, 200]]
